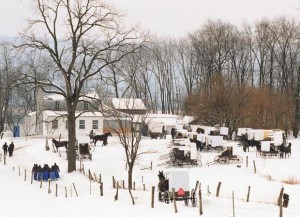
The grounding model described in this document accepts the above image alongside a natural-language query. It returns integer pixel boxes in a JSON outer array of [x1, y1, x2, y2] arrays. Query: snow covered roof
[[44, 91, 99, 101], [111, 98, 146, 110], [43, 110, 103, 117]]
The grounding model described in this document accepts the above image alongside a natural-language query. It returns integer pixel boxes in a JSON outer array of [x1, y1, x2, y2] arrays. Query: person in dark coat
[[37, 165, 43, 181], [42, 164, 50, 181], [52, 163, 60, 179], [8, 142, 15, 157], [2, 142, 8, 156], [89, 130, 94, 141], [32, 164, 38, 181]]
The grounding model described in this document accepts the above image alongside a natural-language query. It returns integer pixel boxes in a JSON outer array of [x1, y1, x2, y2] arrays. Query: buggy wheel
[[191, 191, 197, 207], [215, 146, 224, 153], [224, 156, 230, 164], [184, 197, 189, 206], [164, 191, 170, 204], [214, 155, 220, 162], [158, 192, 162, 202], [89, 145, 95, 153], [238, 156, 243, 163]]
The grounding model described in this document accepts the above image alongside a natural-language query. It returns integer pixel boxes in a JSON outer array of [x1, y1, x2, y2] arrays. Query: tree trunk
[[67, 108, 77, 172], [128, 165, 133, 190], [128, 164, 135, 205]]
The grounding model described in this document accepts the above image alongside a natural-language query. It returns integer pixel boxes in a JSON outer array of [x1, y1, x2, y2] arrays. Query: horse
[[279, 142, 292, 158], [93, 131, 112, 146], [52, 139, 68, 152], [189, 138, 204, 152], [158, 171, 169, 201]]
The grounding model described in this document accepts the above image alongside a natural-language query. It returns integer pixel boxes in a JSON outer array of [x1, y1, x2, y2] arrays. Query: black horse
[[52, 139, 68, 152], [279, 142, 292, 158], [189, 138, 205, 152], [93, 132, 112, 146]]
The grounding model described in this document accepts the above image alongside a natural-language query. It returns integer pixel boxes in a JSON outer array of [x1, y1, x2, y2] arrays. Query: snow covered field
[[1, 136, 300, 217]]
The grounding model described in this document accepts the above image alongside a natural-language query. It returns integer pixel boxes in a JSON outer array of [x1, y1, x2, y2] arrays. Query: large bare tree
[[18, 0, 146, 172]]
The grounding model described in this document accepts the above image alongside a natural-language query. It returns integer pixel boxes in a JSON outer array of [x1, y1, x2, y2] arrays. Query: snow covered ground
[[1, 135, 300, 217]]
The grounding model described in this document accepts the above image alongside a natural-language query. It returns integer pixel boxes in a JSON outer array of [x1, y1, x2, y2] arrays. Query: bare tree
[[0, 42, 22, 133], [103, 99, 147, 205], [18, 0, 146, 172]]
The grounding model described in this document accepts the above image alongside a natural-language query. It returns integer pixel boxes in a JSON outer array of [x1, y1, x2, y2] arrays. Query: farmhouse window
[[84, 101, 89, 110], [55, 101, 60, 110], [92, 120, 98, 129], [79, 120, 85, 129], [65, 120, 68, 129], [52, 120, 58, 129]]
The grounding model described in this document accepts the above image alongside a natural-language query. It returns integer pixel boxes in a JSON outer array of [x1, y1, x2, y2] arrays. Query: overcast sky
[[0, 0, 299, 38]]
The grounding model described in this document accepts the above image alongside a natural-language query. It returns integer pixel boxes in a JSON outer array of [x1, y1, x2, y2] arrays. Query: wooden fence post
[[133, 181, 135, 190], [247, 186, 251, 202], [24, 169, 26, 181], [232, 191, 235, 217], [279, 194, 283, 217], [150, 161, 152, 170], [18, 166, 20, 176], [90, 178, 92, 195], [216, 182, 222, 197], [122, 180, 125, 189], [143, 184, 146, 191], [31, 172, 33, 184], [114, 181, 119, 201], [100, 182, 103, 196], [55, 184, 58, 197], [253, 160, 256, 173], [194, 180, 199, 193], [172, 188, 178, 213], [278, 187, 284, 206], [73, 183, 78, 197], [48, 180, 51, 193], [151, 186, 155, 208], [112, 176, 115, 188], [199, 188, 203, 215], [99, 174, 102, 183], [65, 186, 67, 198], [246, 156, 248, 167]]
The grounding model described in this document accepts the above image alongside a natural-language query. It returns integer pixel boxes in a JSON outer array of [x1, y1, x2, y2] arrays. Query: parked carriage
[[76, 137, 93, 160], [169, 142, 201, 166], [256, 141, 281, 158], [208, 146, 243, 165], [158, 170, 197, 207]]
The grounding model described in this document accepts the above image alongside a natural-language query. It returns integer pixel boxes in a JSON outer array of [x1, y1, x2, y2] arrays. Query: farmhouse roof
[[111, 98, 146, 110], [43, 110, 103, 117]]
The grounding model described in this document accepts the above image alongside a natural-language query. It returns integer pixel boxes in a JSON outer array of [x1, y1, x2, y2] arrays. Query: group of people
[[2, 142, 15, 157], [32, 163, 60, 181]]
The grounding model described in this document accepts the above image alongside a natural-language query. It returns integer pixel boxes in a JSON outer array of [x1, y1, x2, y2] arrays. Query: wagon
[[256, 141, 281, 158], [169, 142, 201, 166], [76, 136, 93, 160], [208, 146, 243, 165], [158, 170, 197, 207]]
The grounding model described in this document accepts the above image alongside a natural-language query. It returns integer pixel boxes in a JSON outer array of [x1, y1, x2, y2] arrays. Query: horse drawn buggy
[[158, 170, 197, 207], [76, 137, 93, 160], [170, 140, 201, 166], [256, 141, 291, 158], [207, 146, 243, 165]]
